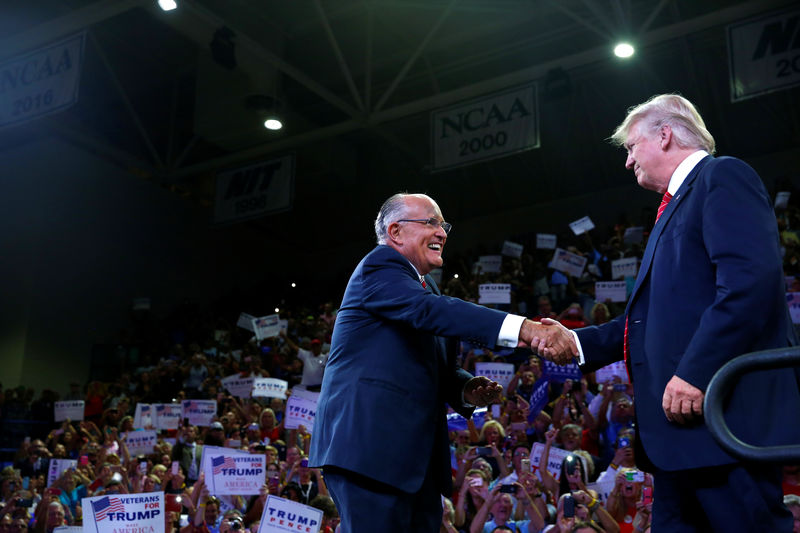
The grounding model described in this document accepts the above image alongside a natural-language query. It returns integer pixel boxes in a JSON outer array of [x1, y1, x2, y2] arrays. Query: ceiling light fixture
[[246, 94, 284, 131], [614, 42, 635, 58], [157, 0, 177, 11]]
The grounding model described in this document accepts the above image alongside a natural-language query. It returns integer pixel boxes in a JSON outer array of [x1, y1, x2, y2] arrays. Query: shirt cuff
[[571, 330, 586, 365], [497, 314, 526, 347]]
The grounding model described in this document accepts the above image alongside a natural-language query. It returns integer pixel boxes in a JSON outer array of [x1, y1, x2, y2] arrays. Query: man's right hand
[[519, 318, 578, 364]]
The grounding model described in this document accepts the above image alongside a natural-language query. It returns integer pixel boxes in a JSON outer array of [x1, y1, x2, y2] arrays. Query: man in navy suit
[[309, 193, 573, 532], [562, 94, 800, 531]]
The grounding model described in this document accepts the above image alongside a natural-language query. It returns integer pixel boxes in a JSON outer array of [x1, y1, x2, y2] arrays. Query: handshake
[[518, 318, 578, 365]]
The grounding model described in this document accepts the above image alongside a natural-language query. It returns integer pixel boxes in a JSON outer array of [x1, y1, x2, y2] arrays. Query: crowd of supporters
[[2, 203, 800, 533]]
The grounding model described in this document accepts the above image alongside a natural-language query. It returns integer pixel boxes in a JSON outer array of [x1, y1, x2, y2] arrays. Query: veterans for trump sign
[[82, 492, 163, 533], [431, 83, 539, 171], [206, 454, 266, 496]]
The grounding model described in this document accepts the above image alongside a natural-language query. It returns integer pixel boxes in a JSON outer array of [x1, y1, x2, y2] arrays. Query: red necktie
[[421, 277, 427, 289], [623, 191, 674, 381]]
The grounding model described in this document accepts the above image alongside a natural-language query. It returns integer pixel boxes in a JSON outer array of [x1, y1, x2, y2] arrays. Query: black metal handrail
[[704, 346, 800, 463]]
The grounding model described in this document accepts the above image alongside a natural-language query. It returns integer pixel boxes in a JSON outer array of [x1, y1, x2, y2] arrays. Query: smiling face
[[388, 195, 447, 276]]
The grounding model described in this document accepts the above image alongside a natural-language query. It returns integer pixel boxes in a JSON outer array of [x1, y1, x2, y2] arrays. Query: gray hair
[[610, 94, 715, 154], [785, 493, 800, 509], [374, 192, 439, 244]]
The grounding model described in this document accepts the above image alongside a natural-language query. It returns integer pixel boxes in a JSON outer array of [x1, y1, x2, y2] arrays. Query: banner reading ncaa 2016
[[431, 83, 539, 172], [214, 154, 295, 225], [0, 32, 85, 129]]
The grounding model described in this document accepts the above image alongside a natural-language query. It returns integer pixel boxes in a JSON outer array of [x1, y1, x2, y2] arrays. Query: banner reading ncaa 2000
[[214, 154, 295, 225], [431, 83, 539, 172]]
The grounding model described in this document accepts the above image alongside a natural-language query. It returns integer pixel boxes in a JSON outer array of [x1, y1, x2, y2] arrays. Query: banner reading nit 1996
[[431, 83, 539, 172]]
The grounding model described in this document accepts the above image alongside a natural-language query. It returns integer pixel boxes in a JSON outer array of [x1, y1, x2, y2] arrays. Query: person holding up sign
[[310, 193, 577, 533]]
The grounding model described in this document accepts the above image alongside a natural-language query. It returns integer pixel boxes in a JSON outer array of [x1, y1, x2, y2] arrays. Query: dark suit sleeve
[[575, 313, 626, 373], [358, 251, 507, 347], [676, 158, 785, 390]]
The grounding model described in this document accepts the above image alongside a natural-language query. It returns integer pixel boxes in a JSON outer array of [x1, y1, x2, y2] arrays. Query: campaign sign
[[154, 404, 182, 430], [611, 257, 638, 280], [252, 314, 281, 340], [623, 226, 644, 244], [253, 378, 288, 399], [586, 476, 616, 504], [595, 281, 628, 303], [207, 454, 266, 496], [53, 527, 82, 533], [124, 430, 157, 457], [474, 362, 515, 390], [82, 492, 163, 533], [221, 374, 255, 399], [285, 395, 318, 433], [54, 401, 84, 422], [182, 400, 217, 427], [47, 459, 77, 487], [595, 361, 630, 385], [569, 216, 594, 235], [550, 248, 587, 278], [201, 446, 251, 484], [776, 191, 791, 209], [787, 292, 800, 324], [477, 255, 502, 274], [536, 233, 557, 249], [446, 406, 488, 432], [501, 240, 524, 258], [478, 283, 511, 305], [260, 495, 322, 533], [237, 312, 256, 332], [133, 403, 153, 429], [530, 442, 569, 481], [542, 359, 582, 383], [527, 377, 550, 422]]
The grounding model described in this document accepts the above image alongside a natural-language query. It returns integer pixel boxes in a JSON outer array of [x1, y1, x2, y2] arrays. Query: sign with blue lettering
[[133, 403, 153, 429], [54, 401, 84, 422], [181, 399, 217, 427], [478, 283, 511, 305], [0, 32, 85, 129], [47, 459, 77, 488], [260, 495, 322, 533], [550, 248, 587, 278], [431, 83, 539, 171], [123, 430, 157, 457], [728, 6, 800, 101], [527, 377, 550, 422], [253, 378, 288, 399], [205, 453, 266, 496], [446, 406, 488, 432], [81, 492, 163, 533], [285, 393, 318, 433], [787, 292, 800, 324], [474, 362, 515, 390], [154, 403, 182, 430], [220, 374, 255, 398], [215, 155, 295, 225], [541, 359, 582, 383]]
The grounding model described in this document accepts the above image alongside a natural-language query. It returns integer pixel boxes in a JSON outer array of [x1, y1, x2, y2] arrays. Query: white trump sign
[[550, 248, 587, 278], [474, 362, 515, 390], [182, 400, 217, 427], [611, 257, 638, 280], [260, 495, 322, 533], [253, 378, 288, 399], [54, 401, 84, 422], [478, 283, 511, 305], [432, 83, 539, 171], [595, 281, 628, 303], [285, 394, 318, 433]]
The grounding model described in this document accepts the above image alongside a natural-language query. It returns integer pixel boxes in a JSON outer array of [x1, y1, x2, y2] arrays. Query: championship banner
[[259, 495, 322, 533], [611, 257, 638, 280], [81, 492, 163, 533], [550, 248, 587, 278], [595, 281, 628, 303], [595, 361, 630, 385], [0, 32, 85, 129], [206, 453, 266, 496], [536, 233, 557, 249], [541, 359, 582, 382], [133, 404, 153, 429], [478, 283, 511, 305], [124, 430, 157, 457], [221, 375, 255, 399], [501, 240, 523, 258], [47, 459, 77, 487], [431, 82, 539, 172], [569, 216, 595, 235], [252, 314, 281, 340], [530, 442, 569, 481], [181, 400, 217, 427], [54, 401, 84, 422], [237, 312, 256, 332], [214, 154, 295, 225], [476, 255, 502, 274], [154, 404, 182, 430], [728, 5, 800, 101], [252, 378, 288, 399], [474, 362, 515, 390], [284, 394, 318, 432]]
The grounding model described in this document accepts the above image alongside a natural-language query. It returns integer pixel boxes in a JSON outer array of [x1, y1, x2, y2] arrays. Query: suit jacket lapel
[[627, 156, 711, 309]]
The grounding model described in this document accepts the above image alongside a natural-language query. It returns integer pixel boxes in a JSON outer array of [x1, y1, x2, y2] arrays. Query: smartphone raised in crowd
[[499, 484, 516, 494], [475, 447, 493, 457], [563, 495, 575, 518]]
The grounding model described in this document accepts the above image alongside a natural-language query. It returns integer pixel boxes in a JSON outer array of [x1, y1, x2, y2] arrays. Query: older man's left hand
[[662, 375, 704, 424], [464, 376, 504, 407]]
